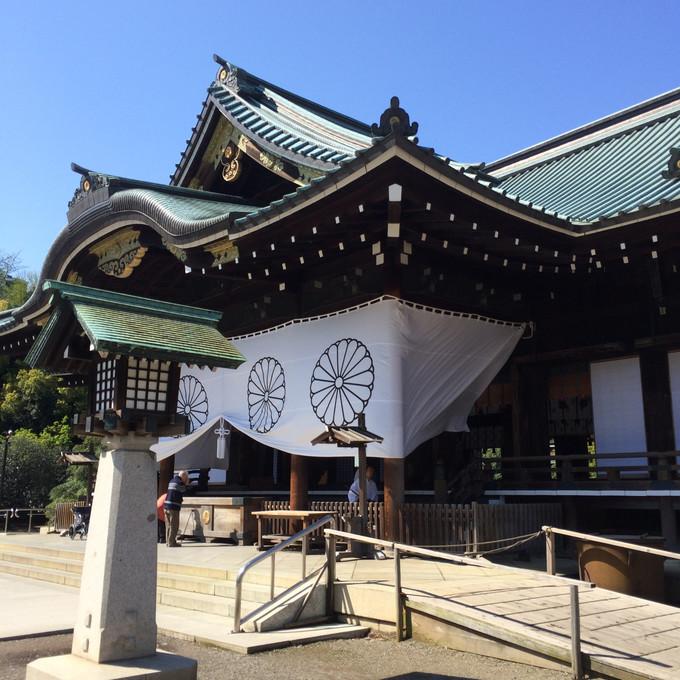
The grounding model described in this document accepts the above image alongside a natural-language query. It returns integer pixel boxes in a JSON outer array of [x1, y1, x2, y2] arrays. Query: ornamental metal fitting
[[371, 96, 419, 139], [68, 162, 110, 209]]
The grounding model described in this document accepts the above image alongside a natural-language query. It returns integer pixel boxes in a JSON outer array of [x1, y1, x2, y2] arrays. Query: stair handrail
[[233, 513, 336, 633]]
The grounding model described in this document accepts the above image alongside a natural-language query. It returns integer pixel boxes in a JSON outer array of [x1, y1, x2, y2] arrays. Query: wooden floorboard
[[401, 561, 680, 680]]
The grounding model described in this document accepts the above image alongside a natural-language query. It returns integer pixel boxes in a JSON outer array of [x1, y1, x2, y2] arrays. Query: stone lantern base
[[26, 650, 197, 680], [26, 435, 197, 680]]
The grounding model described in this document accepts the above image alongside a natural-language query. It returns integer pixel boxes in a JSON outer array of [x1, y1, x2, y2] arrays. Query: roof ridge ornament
[[663, 147, 680, 179], [68, 162, 111, 209], [371, 96, 419, 140], [212, 53, 260, 96]]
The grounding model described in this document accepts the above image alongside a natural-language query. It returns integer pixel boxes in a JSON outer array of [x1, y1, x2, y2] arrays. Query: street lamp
[[0, 430, 13, 508]]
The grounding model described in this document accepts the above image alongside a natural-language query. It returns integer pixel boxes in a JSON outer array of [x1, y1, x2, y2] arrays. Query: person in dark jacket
[[163, 470, 189, 547]]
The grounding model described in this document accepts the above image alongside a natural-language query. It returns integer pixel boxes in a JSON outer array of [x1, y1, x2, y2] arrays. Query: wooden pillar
[[159, 455, 174, 497], [511, 362, 550, 482], [660, 498, 678, 550], [639, 348, 675, 452], [511, 363, 550, 457], [290, 454, 309, 511], [433, 436, 448, 503], [384, 458, 404, 542]]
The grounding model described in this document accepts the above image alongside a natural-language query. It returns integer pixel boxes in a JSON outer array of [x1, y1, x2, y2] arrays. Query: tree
[[0, 427, 68, 509], [0, 368, 86, 434], [0, 251, 34, 311]]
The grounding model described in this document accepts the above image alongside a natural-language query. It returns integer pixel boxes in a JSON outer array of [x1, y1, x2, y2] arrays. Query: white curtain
[[153, 298, 524, 461], [590, 357, 647, 471]]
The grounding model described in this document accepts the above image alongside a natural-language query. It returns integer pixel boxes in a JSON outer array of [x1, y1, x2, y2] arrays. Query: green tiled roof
[[26, 280, 245, 369], [174, 58, 377, 184], [109, 188, 259, 236], [487, 90, 680, 224]]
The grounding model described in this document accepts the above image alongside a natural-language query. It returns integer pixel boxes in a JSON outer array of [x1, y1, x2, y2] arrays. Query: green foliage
[[0, 429, 66, 509], [0, 368, 86, 434], [45, 437, 102, 519], [0, 251, 33, 312]]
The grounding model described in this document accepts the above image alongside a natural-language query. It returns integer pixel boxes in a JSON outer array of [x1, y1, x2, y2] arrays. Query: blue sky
[[0, 1, 678, 273]]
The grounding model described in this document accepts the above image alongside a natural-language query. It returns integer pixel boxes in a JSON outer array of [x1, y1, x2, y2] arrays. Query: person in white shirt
[[348, 465, 378, 502]]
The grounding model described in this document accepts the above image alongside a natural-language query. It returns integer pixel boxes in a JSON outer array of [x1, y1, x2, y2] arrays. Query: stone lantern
[[24, 280, 245, 680]]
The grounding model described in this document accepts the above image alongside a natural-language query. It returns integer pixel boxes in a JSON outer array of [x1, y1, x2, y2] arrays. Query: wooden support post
[[546, 529, 556, 575], [640, 349, 675, 480], [326, 532, 336, 617], [158, 455, 174, 497], [660, 498, 678, 551], [394, 546, 403, 641], [433, 436, 448, 503], [511, 363, 549, 479], [384, 458, 405, 542], [570, 585, 583, 680], [290, 454, 309, 511], [472, 501, 480, 554]]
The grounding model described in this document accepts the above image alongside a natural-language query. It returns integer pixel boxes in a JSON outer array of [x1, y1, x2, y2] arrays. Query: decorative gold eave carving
[[204, 238, 239, 267], [89, 227, 147, 279], [162, 240, 188, 263]]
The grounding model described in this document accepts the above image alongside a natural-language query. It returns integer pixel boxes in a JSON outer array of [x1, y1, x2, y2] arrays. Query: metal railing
[[0, 507, 46, 533], [324, 527, 589, 678], [232, 513, 336, 633]]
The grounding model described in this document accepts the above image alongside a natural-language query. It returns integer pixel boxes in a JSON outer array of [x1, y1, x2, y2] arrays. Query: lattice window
[[95, 358, 118, 414], [125, 357, 170, 412]]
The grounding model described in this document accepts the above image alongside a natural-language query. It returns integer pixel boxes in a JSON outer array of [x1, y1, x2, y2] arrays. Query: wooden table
[[252, 510, 334, 553]]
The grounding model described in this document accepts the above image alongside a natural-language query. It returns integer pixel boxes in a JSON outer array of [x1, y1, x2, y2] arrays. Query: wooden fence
[[261, 500, 560, 553], [53, 501, 87, 531]]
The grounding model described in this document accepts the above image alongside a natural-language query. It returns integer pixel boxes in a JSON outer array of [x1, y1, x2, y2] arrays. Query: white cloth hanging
[[153, 297, 524, 461]]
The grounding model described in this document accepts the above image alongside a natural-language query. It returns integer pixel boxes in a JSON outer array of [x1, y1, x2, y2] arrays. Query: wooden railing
[[482, 450, 680, 486], [261, 499, 559, 552]]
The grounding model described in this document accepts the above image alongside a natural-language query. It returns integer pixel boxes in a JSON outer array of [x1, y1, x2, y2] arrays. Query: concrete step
[[157, 588, 263, 619], [0, 541, 84, 563], [0, 549, 83, 575], [158, 559, 303, 589], [0, 559, 81, 588], [157, 571, 282, 602], [157, 605, 369, 655]]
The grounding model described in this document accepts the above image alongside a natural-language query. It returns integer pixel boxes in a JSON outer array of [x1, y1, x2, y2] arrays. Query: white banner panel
[[590, 357, 647, 469], [154, 298, 524, 460]]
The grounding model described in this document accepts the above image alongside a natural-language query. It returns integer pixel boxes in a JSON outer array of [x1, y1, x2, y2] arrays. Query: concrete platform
[[25, 651, 196, 679], [192, 623, 369, 654], [0, 573, 78, 640]]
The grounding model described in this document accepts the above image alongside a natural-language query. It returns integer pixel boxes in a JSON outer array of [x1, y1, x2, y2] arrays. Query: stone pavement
[[0, 573, 78, 640]]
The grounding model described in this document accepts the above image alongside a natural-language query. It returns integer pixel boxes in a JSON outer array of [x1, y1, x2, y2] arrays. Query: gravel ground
[[0, 632, 572, 680]]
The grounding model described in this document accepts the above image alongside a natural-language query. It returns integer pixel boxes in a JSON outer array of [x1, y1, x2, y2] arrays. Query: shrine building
[[3, 55, 680, 544]]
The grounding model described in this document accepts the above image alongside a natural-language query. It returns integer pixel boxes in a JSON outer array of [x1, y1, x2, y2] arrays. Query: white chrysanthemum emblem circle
[[310, 338, 374, 426], [247, 357, 286, 433], [177, 375, 209, 433]]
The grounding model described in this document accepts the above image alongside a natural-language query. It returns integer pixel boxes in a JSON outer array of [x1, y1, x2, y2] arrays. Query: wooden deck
[[403, 566, 680, 679], [335, 554, 680, 680]]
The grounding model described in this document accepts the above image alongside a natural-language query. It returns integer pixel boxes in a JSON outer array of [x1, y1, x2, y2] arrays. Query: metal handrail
[[543, 525, 680, 575], [0, 507, 46, 533], [324, 527, 591, 647], [232, 513, 336, 633]]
